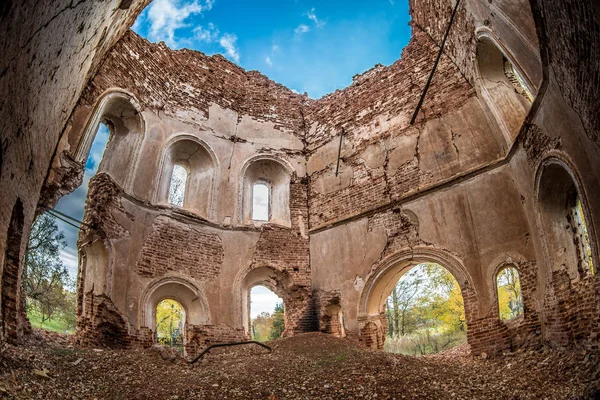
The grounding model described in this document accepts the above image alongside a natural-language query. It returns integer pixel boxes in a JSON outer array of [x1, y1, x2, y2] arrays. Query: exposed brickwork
[[78, 293, 132, 349], [409, 0, 477, 85], [314, 290, 344, 337], [359, 314, 387, 349], [544, 269, 600, 349], [1, 201, 24, 344], [186, 324, 248, 358], [135, 216, 224, 281], [81, 173, 130, 243], [505, 261, 543, 349], [304, 30, 475, 148], [522, 124, 562, 168], [305, 29, 481, 228], [80, 31, 307, 137], [368, 209, 425, 263], [533, 0, 600, 145]]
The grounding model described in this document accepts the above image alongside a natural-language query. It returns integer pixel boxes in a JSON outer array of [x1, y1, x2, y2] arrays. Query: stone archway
[[357, 247, 478, 351], [140, 275, 209, 331]]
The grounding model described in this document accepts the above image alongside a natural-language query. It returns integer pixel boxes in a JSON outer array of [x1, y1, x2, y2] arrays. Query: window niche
[[476, 34, 535, 142], [537, 160, 596, 280], [241, 158, 291, 227], [157, 137, 215, 218], [75, 91, 144, 189], [496, 267, 524, 321]]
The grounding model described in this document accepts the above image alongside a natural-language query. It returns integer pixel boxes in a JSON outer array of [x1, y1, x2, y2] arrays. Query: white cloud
[[59, 249, 79, 280], [146, 0, 212, 47], [250, 286, 282, 318], [219, 33, 240, 62], [294, 24, 310, 37], [306, 8, 326, 28], [272, 44, 279, 52], [265, 56, 273, 66], [193, 22, 219, 42]]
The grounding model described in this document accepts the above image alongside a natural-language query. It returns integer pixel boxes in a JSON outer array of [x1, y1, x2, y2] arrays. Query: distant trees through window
[[250, 285, 284, 342], [156, 299, 185, 354], [384, 263, 466, 355], [497, 267, 524, 321]]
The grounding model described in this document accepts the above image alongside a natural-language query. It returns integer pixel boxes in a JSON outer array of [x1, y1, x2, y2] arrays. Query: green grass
[[27, 308, 75, 334]]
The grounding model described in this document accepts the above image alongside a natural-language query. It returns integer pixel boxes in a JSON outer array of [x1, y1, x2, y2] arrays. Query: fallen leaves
[[0, 329, 598, 399]]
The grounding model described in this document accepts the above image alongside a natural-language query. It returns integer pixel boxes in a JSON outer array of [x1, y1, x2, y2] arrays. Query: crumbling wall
[[531, 0, 600, 146], [304, 29, 503, 229], [135, 217, 224, 280], [77, 31, 307, 138], [0, 0, 150, 344]]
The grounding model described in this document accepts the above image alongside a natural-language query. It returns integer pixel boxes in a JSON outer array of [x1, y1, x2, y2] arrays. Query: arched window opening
[[252, 182, 270, 221], [477, 36, 534, 141], [168, 163, 188, 207], [503, 57, 534, 101], [23, 123, 110, 334], [383, 263, 466, 355], [567, 193, 595, 275], [157, 138, 215, 217], [155, 299, 185, 354], [242, 158, 291, 227], [249, 285, 284, 342], [538, 161, 596, 279], [497, 267, 524, 321]]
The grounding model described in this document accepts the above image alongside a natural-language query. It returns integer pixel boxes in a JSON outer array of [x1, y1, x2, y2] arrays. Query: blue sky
[[132, 0, 412, 98], [53, 123, 110, 280]]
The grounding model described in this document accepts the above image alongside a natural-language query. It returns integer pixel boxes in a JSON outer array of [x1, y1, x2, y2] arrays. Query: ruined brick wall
[[304, 28, 506, 229], [136, 217, 224, 280], [544, 271, 600, 349], [314, 290, 344, 337], [531, 0, 600, 146], [304, 29, 475, 148], [78, 31, 307, 137], [0, 0, 150, 344], [186, 324, 247, 358]]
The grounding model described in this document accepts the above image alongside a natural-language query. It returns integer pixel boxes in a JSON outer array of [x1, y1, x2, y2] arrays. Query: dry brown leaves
[[0, 330, 598, 399]]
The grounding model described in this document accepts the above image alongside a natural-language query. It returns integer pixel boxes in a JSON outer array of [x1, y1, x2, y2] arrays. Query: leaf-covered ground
[[0, 330, 599, 399]]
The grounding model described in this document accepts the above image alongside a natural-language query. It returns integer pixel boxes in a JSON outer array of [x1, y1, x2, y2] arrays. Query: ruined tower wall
[[303, 29, 505, 230], [56, 32, 315, 352], [0, 0, 150, 343]]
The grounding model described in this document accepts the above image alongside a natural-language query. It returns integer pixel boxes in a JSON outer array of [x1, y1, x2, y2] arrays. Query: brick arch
[[238, 155, 295, 227], [234, 264, 293, 336], [153, 134, 219, 219], [139, 275, 210, 331], [357, 246, 478, 350]]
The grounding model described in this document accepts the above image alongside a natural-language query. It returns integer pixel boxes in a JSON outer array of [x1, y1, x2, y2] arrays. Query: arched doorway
[[155, 299, 185, 354], [383, 262, 466, 354], [141, 276, 209, 355], [358, 248, 475, 352], [236, 265, 293, 338], [249, 285, 284, 342]]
